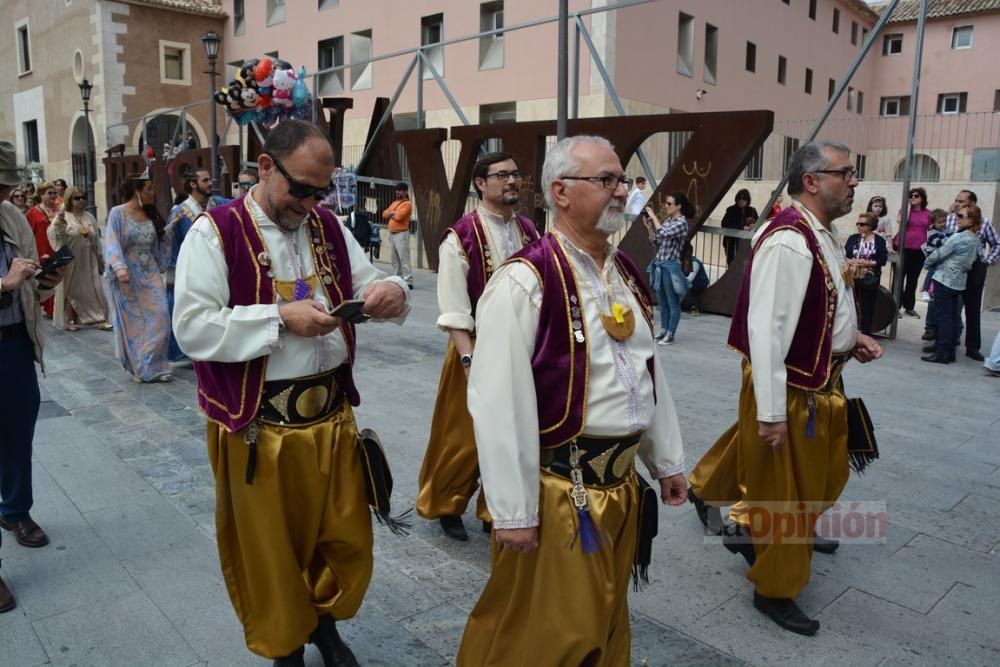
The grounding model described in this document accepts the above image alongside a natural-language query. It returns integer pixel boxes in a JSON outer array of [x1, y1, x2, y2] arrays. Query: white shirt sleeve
[[638, 352, 686, 479], [172, 217, 282, 362], [467, 263, 542, 529], [747, 229, 813, 422], [436, 232, 474, 332]]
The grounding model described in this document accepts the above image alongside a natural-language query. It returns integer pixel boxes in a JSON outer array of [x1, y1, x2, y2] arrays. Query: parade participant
[[696, 141, 881, 636], [457, 136, 686, 666], [173, 120, 408, 667], [416, 152, 539, 541], [165, 167, 226, 362]]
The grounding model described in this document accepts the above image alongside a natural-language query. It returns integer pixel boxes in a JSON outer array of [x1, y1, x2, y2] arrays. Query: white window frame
[[234, 0, 245, 35], [951, 25, 973, 50], [939, 94, 961, 115], [677, 13, 694, 78], [15, 18, 32, 76], [350, 30, 374, 91], [267, 0, 286, 27], [881, 97, 901, 117], [159, 40, 191, 86], [883, 33, 903, 55]]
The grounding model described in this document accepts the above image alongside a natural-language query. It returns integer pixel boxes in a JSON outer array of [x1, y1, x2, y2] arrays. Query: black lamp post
[[201, 29, 222, 194], [78, 78, 97, 218]]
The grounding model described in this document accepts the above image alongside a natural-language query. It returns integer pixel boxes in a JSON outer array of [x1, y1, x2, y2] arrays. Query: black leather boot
[[439, 515, 468, 541], [272, 646, 305, 667], [723, 524, 756, 567], [753, 592, 820, 635], [688, 487, 709, 528], [812, 533, 840, 554], [310, 615, 360, 667]]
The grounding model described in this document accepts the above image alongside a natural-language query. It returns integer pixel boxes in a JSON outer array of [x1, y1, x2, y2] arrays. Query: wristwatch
[[459, 353, 473, 369]]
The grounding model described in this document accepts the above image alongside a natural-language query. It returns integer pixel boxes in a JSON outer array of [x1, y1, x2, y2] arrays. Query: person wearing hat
[[0, 140, 67, 613]]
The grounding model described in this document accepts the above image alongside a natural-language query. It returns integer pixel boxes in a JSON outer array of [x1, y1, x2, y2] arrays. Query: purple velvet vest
[[193, 195, 360, 432], [728, 207, 837, 391], [446, 210, 540, 316], [511, 234, 654, 447]]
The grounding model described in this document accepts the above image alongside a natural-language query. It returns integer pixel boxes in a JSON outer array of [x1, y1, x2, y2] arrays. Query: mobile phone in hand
[[330, 299, 370, 324], [35, 246, 75, 278]]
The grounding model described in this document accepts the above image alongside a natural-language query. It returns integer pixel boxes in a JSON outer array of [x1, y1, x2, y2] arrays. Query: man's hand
[[37, 264, 67, 290], [658, 474, 687, 506], [1, 257, 39, 292], [361, 281, 406, 319], [278, 299, 341, 337], [758, 420, 788, 451], [853, 333, 883, 364], [495, 527, 538, 553]]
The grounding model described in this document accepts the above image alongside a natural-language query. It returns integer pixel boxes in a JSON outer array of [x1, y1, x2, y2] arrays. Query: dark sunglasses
[[238, 181, 255, 188], [268, 154, 333, 201], [856, 223, 872, 228], [909, 193, 921, 198], [72, 195, 86, 201], [12, 194, 24, 198]]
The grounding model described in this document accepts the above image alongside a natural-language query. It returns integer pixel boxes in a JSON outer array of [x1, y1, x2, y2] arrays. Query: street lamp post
[[201, 29, 222, 195], [78, 78, 97, 218]]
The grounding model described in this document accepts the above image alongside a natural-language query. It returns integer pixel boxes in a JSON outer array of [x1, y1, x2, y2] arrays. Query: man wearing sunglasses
[[173, 120, 408, 667]]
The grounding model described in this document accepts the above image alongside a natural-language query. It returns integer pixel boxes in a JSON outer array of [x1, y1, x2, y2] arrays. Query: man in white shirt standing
[[692, 141, 882, 636], [416, 152, 539, 541], [625, 175, 648, 216], [173, 120, 408, 667], [456, 136, 686, 666]]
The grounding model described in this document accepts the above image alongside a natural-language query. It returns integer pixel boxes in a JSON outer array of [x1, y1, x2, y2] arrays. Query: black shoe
[[921, 344, 937, 354], [967, 350, 985, 361], [723, 525, 756, 567], [753, 592, 820, 636], [273, 647, 305, 667], [921, 353, 953, 364], [688, 487, 709, 528], [439, 515, 468, 541], [482, 520, 492, 534], [921, 331, 936, 341], [905, 309, 920, 318], [812, 534, 839, 554], [310, 615, 360, 667]]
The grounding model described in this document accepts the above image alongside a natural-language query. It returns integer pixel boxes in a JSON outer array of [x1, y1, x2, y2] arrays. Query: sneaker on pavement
[[654, 330, 668, 341], [657, 334, 675, 346]]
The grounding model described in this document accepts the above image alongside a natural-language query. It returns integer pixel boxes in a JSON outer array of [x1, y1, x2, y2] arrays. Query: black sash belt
[[540, 432, 643, 487]]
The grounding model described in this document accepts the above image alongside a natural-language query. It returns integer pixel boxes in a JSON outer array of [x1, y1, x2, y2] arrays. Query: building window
[[318, 0, 339, 10], [883, 33, 903, 55], [745, 41, 756, 72], [350, 29, 373, 90], [851, 21, 858, 45], [677, 13, 694, 77], [847, 87, 855, 111], [880, 95, 911, 117], [777, 55, 786, 85], [994, 90, 1000, 112], [951, 25, 973, 49], [829, 78, 836, 100], [16, 21, 31, 74], [862, 27, 869, 44], [704, 24, 719, 85], [857, 91, 864, 114], [23, 120, 39, 163], [480, 101, 516, 152], [809, 0, 816, 20], [317, 36, 344, 95], [855, 153, 867, 180], [895, 154, 940, 182], [234, 0, 245, 35], [804, 67, 813, 94], [420, 13, 445, 78], [832, 8, 840, 34], [744, 144, 763, 180], [937, 92, 968, 115], [479, 1, 504, 70], [159, 41, 191, 85], [783, 137, 800, 174], [266, 0, 286, 26]]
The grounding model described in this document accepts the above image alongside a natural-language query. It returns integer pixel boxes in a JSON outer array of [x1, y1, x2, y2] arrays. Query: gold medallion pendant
[[600, 302, 635, 341]]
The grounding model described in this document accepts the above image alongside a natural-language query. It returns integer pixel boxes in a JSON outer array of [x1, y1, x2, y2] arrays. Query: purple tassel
[[577, 508, 602, 553], [293, 278, 311, 301], [806, 402, 816, 439]]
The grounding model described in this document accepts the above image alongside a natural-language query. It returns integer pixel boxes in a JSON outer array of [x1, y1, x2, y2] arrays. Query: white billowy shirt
[[173, 189, 409, 381], [468, 229, 685, 529], [436, 206, 531, 332], [748, 201, 858, 422]]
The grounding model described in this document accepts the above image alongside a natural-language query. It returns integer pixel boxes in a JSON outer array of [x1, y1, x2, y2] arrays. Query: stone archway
[[69, 115, 96, 190]]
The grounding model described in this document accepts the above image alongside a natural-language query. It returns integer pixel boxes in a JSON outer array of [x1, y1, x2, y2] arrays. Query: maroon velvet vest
[[511, 234, 654, 447], [192, 195, 360, 432], [446, 210, 540, 316], [728, 207, 837, 391]]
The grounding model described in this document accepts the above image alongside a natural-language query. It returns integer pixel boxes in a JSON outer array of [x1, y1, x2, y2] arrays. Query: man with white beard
[[456, 135, 687, 666]]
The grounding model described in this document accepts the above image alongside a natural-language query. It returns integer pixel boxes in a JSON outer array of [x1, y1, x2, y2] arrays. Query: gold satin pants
[[417, 341, 482, 519], [208, 403, 373, 659], [728, 363, 850, 599], [457, 470, 639, 667]]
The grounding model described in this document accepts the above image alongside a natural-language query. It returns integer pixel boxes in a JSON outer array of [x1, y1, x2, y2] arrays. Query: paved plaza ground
[[1, 262, 999, 666]]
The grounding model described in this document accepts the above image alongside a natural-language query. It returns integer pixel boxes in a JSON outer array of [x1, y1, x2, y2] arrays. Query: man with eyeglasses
[[382, 182, 414, 289], [457, 136, 685, 665], [937, 189, 999, 361], [689, 141, 882, 636], [172, 120, 409, 667], [416, 152, 540, 542]]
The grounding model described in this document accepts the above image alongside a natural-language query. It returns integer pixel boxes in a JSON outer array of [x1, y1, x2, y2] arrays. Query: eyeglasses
[[268, 154, 333, 201], [72, 195, 86, 201], [238, 181, 254, 189], [12, 194, 24, 199], [484, 170, 522, 182], [856, 223, 872, 228], [813, 167, 857, 181], [666, 200, 678, 206], [909, 193, 921, 199], [561, 174, 633, 190], [45, 191, 58, 197]]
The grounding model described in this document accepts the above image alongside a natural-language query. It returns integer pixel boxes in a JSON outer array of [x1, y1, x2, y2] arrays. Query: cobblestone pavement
[[1, 264, 999, 666]]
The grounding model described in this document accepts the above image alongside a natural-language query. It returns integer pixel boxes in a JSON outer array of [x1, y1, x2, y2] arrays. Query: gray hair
[[541, 135, 615, 209], [786, 140, 851, 195]]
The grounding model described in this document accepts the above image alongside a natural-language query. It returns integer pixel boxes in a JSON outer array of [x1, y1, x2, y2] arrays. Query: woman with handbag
[[844, 212, 888, 335]]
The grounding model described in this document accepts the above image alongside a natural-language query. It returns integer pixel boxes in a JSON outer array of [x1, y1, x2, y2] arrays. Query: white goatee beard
[[595, 204, 626, 234]]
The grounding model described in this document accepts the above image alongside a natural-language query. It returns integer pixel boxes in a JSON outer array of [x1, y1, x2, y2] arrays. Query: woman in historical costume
[[47, 186, 112, 331], [104, 175, 175, 382], [25, 181, 60, 317]]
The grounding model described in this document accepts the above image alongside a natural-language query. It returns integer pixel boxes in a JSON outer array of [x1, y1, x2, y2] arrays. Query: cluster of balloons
[[214, 57, 312, 128]]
